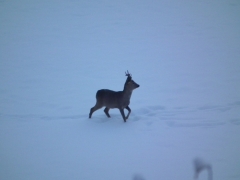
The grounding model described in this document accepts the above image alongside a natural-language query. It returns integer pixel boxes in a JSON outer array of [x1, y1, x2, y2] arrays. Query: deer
[[89, 71, 140, 122]]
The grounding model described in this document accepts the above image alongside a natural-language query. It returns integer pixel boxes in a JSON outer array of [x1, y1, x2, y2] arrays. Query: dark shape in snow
[[132, 174, 146, 180], [193, 157, 213, 180]]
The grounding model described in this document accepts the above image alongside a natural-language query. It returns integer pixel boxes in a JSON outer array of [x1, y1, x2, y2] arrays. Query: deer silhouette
[[89, 71, 139, 122]]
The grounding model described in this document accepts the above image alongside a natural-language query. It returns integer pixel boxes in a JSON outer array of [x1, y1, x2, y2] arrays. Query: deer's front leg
[[119, 108, 127, 122], [125, 106, 131, 119]]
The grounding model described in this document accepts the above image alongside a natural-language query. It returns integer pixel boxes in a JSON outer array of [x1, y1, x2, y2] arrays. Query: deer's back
[[96, 89, 124, 108]]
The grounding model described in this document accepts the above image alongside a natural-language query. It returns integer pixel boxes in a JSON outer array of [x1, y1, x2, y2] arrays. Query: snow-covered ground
[[0, 0, 240, 180]]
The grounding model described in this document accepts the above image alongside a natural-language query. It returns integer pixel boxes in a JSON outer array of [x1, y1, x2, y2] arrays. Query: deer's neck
[[122, 88, 133, 100]]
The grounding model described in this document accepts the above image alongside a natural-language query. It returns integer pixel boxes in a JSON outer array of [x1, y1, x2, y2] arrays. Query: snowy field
[[0, 0, 240, 180]]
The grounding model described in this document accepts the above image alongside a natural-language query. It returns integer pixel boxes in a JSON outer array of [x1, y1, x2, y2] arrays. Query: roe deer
[[89, 71, 139, 122]]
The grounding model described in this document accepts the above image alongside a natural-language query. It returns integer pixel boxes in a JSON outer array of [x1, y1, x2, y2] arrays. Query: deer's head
[[124, 70, 140, 90]]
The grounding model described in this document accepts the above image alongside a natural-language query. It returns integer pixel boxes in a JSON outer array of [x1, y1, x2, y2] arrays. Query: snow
[[0, 0, 240, 180]]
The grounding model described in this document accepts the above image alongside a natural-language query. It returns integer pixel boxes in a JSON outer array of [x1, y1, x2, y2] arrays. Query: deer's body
[[95, 89, 131, 109], [89, 71, 139, 122]]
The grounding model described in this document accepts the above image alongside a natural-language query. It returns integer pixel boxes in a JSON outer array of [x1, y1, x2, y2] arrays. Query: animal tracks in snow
[[1, 100, 238, 128], [131, 101, 240, 128], [133, 105, 165, 119]]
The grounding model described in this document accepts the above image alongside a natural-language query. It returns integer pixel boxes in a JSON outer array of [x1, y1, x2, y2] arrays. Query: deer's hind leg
[[89, 102, 103, 118], [104, 107, 111, 118]]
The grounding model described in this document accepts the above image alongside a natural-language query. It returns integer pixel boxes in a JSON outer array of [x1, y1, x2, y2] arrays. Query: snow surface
[[0, 0, 240, 180]]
